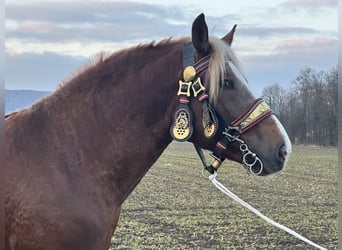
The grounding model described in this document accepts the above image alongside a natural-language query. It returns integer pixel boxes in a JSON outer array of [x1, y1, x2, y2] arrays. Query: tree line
[[261, 66, 337, 146]]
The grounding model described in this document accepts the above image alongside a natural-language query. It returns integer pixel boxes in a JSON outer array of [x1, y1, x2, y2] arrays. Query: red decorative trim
[[194, 55, 210, 75], [198, 93, 209, 102], [216, 141, 227, 151], [230, 98, 263, 126], [179, 97, 190, 104], [240, 110, 273, 133]]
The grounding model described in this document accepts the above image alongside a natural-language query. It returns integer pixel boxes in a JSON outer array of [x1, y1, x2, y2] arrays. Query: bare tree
[[261, 83, 285, 116], [261, 66, 337, 146], [325, 67, 338, 146]]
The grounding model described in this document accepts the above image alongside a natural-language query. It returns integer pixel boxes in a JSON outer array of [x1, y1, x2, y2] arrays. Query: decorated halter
[[170, 43, 274, 175]]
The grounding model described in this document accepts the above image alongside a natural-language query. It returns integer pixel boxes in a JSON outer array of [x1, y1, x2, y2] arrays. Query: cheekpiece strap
[[170, 43, 196, 142], [170, 43, 216, 142], [182, 43, 196, 67]]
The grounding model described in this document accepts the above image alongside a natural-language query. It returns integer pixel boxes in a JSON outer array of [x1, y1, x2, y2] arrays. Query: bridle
[[170, 43, 274, 175], [170, 44, 326, 250]]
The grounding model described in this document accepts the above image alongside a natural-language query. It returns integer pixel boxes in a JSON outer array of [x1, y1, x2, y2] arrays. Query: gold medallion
[[204, 123, 216, 138], [173, 111, 190, 140], [183, 66, 196, 81], [170, 106, 193, 142]]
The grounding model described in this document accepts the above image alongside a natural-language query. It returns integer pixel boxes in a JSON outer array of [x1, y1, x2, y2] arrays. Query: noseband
[[170, 43, 273, 175]]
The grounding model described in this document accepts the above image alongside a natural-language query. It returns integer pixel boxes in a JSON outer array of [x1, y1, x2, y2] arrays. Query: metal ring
[[249, 158, 263, 175], [240, 143, 248, 152], [242, 151, 257, 166]]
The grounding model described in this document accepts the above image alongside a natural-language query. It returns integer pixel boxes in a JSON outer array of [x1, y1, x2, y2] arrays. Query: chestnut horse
[[5, 14, 291, 249]]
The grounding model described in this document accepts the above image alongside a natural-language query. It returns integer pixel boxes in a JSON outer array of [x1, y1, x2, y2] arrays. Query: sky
[[5, 0, 338, 96]]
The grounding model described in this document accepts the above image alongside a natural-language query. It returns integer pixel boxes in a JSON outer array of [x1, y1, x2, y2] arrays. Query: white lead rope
[[208, 173, 327, 250]]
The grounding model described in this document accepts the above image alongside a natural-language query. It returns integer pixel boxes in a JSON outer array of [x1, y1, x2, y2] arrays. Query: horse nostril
[[277, 144, 287, 164]]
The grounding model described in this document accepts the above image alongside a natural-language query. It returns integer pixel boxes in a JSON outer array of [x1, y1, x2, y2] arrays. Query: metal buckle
[[223, 126, 242, 142]]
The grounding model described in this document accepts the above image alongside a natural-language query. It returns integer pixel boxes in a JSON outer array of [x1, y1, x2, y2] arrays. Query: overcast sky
[[5, 0, 338, 96]]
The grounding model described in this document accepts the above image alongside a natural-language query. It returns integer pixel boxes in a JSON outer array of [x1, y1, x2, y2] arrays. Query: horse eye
[[223, 79, 234, 89]]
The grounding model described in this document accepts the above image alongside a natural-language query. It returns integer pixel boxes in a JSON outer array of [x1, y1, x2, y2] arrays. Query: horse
[[5, 13, 291, 250]]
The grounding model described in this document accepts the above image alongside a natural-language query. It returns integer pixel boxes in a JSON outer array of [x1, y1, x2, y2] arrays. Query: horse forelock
[[206, 37, 246, 103]]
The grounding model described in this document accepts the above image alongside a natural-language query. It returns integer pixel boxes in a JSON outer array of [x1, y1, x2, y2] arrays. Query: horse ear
[[192, 13, 210, 55], [222, 24, 237, 46]]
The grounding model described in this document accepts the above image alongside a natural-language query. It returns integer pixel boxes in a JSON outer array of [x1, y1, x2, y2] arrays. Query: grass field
[[110, 143, 337, 250]]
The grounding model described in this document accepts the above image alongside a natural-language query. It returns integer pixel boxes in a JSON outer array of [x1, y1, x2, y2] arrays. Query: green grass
[[110, 143, 337, 249]]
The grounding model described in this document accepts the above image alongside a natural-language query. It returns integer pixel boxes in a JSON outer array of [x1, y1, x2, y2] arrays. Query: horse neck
[[47, 40, 183, 206]]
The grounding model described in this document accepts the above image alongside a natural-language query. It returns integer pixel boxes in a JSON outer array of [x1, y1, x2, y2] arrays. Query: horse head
[[171, 14, 291, 176]]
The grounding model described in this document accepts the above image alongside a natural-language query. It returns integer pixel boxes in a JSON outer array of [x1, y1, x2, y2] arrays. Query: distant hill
[[5, 89, 51, 113]]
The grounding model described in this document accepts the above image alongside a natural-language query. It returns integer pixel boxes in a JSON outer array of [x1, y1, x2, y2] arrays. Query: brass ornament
[[183, 66, 196, 81], [177, 80, 192, 97], [204, 123, 216, 138], [170, 105, 193, 142], [192, 77, 206, 97], [211, 159, 222, 169], [240, 101, 271, 129], [202, 103, 218, 139]]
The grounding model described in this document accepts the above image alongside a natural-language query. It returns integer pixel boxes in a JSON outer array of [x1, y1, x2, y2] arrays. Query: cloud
[[4, 0, 337, 94], [5, 1, 246, 45], [276, 0, 338, 16], [237, 25, 320, 38], [240, 36, 338, 95], [7, 1, 336, 48], [278, 0, 337, 10], [5, 0, 245, 59], [6, 1, 186, 23], [4, 1, 244, 91], [277, 37, 337, 54], [5, 1, 192, 43]]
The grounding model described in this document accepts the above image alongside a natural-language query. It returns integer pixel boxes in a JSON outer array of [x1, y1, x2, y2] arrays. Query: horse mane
[[57, 52, 110, 91], [206, 37, 245, 103], [57, 38, 189, 91], [6, 36, 243, 116], [24, 38, 189, 112], [55, 36, 243, 105]]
